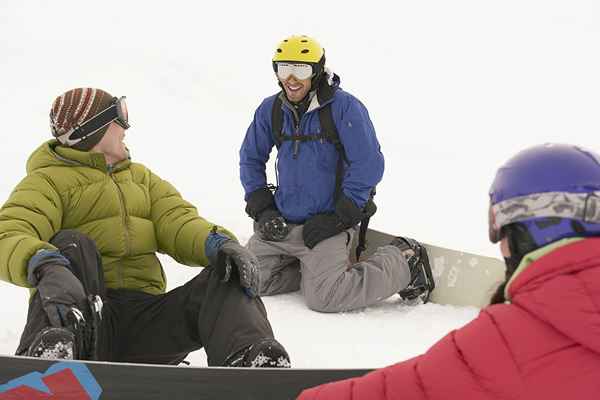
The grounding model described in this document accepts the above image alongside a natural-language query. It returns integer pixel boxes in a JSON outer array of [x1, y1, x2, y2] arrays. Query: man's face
[[279, 74, 312, 103], [91, 122, 128, 164]]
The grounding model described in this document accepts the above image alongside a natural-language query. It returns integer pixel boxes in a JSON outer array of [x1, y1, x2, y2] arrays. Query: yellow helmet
[[272, 35, 324, 64]]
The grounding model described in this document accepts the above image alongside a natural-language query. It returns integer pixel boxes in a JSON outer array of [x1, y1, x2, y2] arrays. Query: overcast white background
[[0, 0, 598, 368]]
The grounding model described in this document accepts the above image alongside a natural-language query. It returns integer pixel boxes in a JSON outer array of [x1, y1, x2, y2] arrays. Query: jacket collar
[[505, 237, 582, 301], [506, 237, 600, 354], [51, 140, 131, 172]]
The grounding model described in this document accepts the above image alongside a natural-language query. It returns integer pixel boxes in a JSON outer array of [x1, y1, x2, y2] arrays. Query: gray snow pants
[[247, 224, 411, 313]]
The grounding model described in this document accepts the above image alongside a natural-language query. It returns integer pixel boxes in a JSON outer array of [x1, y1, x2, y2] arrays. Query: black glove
[[34, 264, 87, 328], [302, 194, 369, 249], [211, 241, 260, 298], [257, 209, 290, 242], [245, 187, 275, 221], [302, 213, 346, 249]]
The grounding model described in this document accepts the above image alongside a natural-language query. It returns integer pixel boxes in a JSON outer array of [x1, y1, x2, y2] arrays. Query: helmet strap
[[505, 223, 538, 268], [489, 222, 537, 305]]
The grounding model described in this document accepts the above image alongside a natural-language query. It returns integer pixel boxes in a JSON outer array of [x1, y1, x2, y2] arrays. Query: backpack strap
[[318, 103, 347, 202], [271, 95, 284, 149], [271, 96, 377, 260], [318, 103, 348, 164]]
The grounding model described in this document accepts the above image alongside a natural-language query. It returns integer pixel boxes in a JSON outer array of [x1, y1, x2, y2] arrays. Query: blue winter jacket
[[239, 75, 384, 224]]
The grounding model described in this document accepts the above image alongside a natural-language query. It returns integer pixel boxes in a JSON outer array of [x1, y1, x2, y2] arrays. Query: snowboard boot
[[390, 237, 435, 304], [224, 338, 291, 368], [26, 327, 78, 360], [25, 306, 90, 360]]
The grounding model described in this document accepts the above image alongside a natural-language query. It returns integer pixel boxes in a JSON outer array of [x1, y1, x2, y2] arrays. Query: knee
[[50, 229, 98, 250], [304, 283, 343, 313], [305, 298, 330, 313]]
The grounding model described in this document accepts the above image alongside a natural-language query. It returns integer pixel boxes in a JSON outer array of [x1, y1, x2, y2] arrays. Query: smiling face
[[279, 74, 312, 103]]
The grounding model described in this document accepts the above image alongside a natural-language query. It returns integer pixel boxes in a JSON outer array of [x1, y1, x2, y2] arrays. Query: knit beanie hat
[[50, 88, 114, 151]]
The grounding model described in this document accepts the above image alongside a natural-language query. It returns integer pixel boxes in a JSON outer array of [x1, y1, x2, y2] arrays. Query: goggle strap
[[56, 104, 119, 146], [69, 104, 119, 140]]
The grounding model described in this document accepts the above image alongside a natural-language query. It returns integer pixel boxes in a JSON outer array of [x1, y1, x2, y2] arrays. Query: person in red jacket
[[298, 143, 600, 399]]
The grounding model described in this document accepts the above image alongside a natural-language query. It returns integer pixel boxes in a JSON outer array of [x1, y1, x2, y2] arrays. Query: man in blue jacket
[[239, 35, 434, 312]]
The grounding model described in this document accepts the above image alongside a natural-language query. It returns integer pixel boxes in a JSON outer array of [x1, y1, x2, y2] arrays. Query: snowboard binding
[[26, 295, 103, 361], [391, 237, 436, 304]]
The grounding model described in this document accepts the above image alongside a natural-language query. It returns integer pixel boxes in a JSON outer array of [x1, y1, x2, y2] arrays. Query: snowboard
[[351, 228, 505, 308], [0, 355, 370, 400]]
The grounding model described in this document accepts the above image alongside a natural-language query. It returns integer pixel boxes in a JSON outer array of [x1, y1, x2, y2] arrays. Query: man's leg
[[111, 266, 287, 367], [247, 231, 301, 296], [16, 229, 107, 359], [298, 227, 411, 313]]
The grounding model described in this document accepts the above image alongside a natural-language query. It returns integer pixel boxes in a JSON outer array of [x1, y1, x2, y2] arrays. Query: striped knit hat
[[50, 88, 114, 151]]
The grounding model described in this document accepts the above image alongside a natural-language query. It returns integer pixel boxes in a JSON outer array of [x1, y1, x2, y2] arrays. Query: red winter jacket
[[298, 238, 600, 400]]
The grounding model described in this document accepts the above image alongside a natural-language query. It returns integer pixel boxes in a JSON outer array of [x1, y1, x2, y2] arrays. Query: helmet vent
[[301, 39, 308, 42], [277, 49, 282, 53], [301, 49, 309, 53], [284, 39, 288, 42]]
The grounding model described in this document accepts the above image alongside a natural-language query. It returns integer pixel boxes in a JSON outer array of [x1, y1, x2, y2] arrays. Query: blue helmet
[[488, 143, 600, 246]]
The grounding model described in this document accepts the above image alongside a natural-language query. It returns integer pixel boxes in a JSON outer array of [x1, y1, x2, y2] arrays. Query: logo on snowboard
[[0, 361, 101, 399]]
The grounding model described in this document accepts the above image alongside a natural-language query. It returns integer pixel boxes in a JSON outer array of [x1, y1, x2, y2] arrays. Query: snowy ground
[[0, 0, 599, 369]]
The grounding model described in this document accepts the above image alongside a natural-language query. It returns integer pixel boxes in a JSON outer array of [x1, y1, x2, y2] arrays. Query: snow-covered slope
[[0, 0, 598, 368]]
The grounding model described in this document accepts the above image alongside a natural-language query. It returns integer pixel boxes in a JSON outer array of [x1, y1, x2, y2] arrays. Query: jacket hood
[[509, 238, 600, 354], [26, 140, 130, 173], [316, 69, 340, 104]]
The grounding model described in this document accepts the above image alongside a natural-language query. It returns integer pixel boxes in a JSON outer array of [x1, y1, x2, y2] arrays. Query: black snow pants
[[16, 229, 275, 366]]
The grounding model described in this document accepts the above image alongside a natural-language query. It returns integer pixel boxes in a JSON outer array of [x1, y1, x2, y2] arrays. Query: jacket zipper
[[289, 106, 301, 159], [108, 165, 130, 287]]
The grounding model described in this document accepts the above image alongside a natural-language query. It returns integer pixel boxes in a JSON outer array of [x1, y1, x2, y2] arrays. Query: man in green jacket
[[0, 87, 290, 367]]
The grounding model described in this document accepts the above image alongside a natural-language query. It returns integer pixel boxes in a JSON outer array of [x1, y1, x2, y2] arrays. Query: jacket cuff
[[27, 249, 70, 286], [204, 232, 231, 263]]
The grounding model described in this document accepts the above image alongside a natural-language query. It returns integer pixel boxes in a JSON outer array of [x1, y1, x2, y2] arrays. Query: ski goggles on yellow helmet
[[275, 62, 315, 81], [53, 96, 130, 147]]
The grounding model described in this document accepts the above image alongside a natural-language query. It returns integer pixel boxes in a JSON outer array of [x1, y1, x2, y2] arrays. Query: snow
[[0, 0, 599, 369]]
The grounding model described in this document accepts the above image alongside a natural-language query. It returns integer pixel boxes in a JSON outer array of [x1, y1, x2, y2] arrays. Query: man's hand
[[28, 249, 87, 327], [214, 241, 260, 298], [35, 264, 87, 327], [245, 187, 275, 221], [302, 194, 373, 249], [302, 213, 346, 249], [257, 209, 290, 242]]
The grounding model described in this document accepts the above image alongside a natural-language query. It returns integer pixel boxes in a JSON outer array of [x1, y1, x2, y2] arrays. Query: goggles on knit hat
[[50, 88, 130, 150]]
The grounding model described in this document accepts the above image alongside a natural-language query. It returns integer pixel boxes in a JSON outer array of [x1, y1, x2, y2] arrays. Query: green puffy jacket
[[0, 140, 236, 295]]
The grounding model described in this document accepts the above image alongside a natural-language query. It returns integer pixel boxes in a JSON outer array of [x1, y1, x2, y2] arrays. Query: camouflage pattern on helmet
[[491, 191, 600, 235]]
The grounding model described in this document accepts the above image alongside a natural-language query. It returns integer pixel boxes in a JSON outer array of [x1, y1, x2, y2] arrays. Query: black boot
[[25, 306, 90, 360], [390, 237, 435, 304], [26, 327, 78, 360], [224, 338, 291, 368]]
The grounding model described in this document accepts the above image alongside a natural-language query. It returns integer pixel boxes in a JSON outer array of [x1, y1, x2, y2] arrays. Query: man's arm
[[336, 96, 384, 208], [297, 309, 521, 399], [0, 174, 63, 287], [239, 98, 276, 199], [148, 170, 237, 267]]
